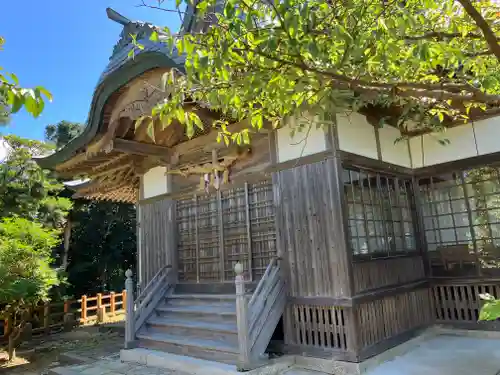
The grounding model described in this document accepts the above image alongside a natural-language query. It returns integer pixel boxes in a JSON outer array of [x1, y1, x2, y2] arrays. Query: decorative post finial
[[125, 269, 133, 279], [234, 262, 243, 276]]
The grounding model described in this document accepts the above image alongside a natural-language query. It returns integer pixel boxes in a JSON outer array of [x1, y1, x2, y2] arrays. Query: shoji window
[[418, 167, 500, 277], [344, 168, 416, 259]]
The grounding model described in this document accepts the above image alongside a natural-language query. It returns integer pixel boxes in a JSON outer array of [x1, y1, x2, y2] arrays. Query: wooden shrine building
[[37, 7, 500, 371]]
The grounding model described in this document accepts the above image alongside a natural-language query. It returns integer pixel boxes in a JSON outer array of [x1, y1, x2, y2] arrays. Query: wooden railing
[[1, 290, 126, 342], [79, 291, 126, 324], [234, 257, 286, 370], [124, 266, 175, 348]]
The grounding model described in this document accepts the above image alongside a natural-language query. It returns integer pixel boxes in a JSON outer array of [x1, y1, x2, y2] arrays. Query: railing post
[[235, 262, 250, 370], [125, 269, 136, 349], [110, 292, 116, 315], [122, 290, 127, 314], [81, 295, 87, 324], [44, 302, 50, 335]]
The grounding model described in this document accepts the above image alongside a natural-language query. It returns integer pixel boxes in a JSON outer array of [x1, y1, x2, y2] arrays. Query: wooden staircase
[[123, 258, 286, 370], [136, 292, 241, 364]]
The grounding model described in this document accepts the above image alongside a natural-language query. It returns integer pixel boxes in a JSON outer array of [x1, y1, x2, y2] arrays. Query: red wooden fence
[[0, 290, 126, 341]]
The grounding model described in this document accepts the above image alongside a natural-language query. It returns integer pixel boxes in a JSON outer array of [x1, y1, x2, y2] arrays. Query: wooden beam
[[111, 138, 172, 160], [171, 119, 269, 158]]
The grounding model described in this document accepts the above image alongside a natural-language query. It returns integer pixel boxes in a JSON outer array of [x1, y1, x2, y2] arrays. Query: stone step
[[147, 316, 237, 333], [282, 369, 331, 375], [155, 304, 237, 323], [166, 294, 236, 306], [136, 331, 239, 365], [145, 316, 238, 345], [121, 348, 295, 375]]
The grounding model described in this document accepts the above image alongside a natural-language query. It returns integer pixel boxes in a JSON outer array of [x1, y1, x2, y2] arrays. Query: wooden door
[[176, 180, 276, 282]]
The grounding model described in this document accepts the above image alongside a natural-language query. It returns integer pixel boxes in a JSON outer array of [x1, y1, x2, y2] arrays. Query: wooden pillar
[[324, 116, 354, 297], [137, 176, 144, 292], [165, 168, 178, 278], [234, 262, 250, 370], [125, 269, 136, 348]]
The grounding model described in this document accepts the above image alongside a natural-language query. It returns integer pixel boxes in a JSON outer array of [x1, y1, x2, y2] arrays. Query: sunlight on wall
[[142, 166, 169, 199], [276, 116, 327, 163], [337, 113, 378, 160]]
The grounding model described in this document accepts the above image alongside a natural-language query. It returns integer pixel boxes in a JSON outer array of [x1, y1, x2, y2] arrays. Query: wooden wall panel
[[276, 159, 351, 297], [356, 288, 432, 352], [353, 256, 425, 294], [139, 198, 176, 289]]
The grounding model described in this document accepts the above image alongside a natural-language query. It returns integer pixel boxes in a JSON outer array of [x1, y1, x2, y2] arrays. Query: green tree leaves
[[0, 135, 72, 228], [0, 217, 60, 310], [479, 293, 500, 321], [133, 0, 500, 143], [0, 36, 52, 120]]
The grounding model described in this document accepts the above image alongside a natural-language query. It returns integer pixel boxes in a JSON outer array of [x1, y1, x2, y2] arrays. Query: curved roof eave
[[36, 50, 184, 170]]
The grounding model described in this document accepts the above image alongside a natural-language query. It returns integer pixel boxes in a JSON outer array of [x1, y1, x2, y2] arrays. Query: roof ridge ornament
[[106, 8, 132, 26], [106, 7, 157, 60]]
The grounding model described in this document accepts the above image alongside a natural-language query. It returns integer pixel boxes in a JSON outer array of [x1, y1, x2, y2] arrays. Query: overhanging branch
[[457, 0, 500, 60]]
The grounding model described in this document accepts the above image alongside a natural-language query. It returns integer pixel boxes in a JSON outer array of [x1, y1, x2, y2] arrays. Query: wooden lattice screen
[[431, 283, 499, 323], [176, 180, 276, 282], [287, 304, 352, 352], [357, 288, 432, 351]]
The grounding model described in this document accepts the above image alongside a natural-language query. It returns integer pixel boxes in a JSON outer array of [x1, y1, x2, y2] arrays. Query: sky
[[1, 0, 183, 141]]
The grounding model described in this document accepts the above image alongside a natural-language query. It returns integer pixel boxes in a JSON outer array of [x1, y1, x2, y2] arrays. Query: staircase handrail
[[248, 256, 279, 308], [135, 265, 172, 306], [234, 256, 286, 370], [124, 266, 175, 348]]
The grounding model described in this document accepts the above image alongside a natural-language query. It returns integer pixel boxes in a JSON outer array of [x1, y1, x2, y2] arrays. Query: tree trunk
[[61, 219, 72, 271]]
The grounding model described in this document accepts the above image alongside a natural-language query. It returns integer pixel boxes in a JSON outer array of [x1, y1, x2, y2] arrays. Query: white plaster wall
[[276, 116, 327, 163], [409, 124, 478, 168], [337, 113, 378, 160], [378, 125, 411, 168], [473, 116, 500, 156], [142, 166, 169, 199]]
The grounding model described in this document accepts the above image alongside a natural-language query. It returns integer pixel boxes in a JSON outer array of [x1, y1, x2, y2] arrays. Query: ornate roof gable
[[106, 8, 159, 60]]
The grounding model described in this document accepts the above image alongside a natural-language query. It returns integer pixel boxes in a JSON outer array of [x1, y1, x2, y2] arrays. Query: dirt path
[[0, 326, 124, 375]]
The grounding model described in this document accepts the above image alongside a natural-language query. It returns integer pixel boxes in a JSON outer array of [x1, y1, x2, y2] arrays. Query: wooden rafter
[[111, 138, 172, 161], [91, 153, 130, 172], [55, 152, 89, 172], [90, 162, 132, 179]]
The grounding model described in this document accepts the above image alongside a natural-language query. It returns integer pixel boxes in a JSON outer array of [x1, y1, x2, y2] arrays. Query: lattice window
[[419, 167, 500, 277], [248, 181, 277, 279], [176, 198, 197, 281], [344, 168, 416, 259], [222, 186, 249, 280], [197, 193, 221, 281], [176, 180, 276, 282]]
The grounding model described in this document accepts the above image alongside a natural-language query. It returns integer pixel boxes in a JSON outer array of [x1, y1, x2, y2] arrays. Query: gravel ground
[[0, 326, 124, 375]]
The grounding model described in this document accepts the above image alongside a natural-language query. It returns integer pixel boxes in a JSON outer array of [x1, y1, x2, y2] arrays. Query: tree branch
[[231, 45, 498, 103], [404, 31, 485, 41], [457, 0, 500, 60], [136, 0, 186, 23]]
